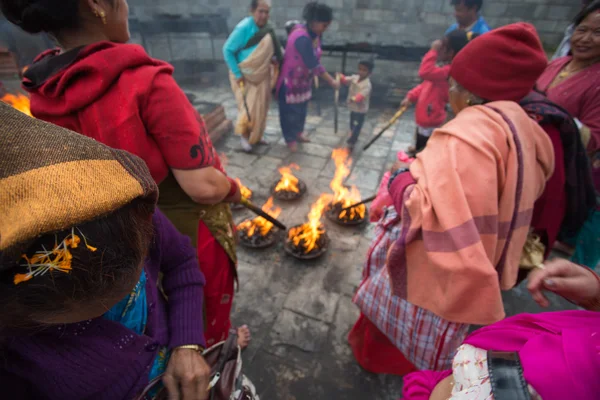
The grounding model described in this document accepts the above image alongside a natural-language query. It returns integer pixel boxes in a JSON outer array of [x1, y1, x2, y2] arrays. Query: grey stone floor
[[182, 83, 577, 400]]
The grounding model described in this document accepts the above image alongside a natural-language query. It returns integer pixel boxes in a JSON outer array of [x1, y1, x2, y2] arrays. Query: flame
[[288, 193, 332, 253], [236, 178, 253, 200], [1, 93, 32, 117], [274, 164, 301, 193], [237, 197, 282, 237], [329, 148, 366, 220]]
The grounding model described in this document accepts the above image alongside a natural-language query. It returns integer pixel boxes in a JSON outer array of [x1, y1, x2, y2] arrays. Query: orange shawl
[[387, 101, 555, 325]]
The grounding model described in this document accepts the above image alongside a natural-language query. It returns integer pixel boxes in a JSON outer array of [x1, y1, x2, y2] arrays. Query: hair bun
[[302, 1, 318, 21], [1, 0, 79, 34]]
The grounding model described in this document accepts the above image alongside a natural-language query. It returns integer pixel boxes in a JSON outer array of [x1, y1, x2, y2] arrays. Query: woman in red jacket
[[401, 30, 478, 155], [0, 0, 250, 349]]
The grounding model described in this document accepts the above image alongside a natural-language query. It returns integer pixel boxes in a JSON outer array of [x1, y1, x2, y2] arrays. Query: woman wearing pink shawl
[[351, 23, 556, 375], [403, 259, 600, 400]]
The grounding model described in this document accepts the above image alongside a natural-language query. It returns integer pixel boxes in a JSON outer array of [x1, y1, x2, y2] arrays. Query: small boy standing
[[341, 60, 373, 151]]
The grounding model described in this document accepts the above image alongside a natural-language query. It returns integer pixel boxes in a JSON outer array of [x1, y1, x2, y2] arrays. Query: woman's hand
[[527, 259, 600, 308], [224, 184, 242, 204], [163, 348, 211, 400]]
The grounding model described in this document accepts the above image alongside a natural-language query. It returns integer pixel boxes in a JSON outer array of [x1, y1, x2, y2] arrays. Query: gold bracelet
[[175, 344, 205, 352]]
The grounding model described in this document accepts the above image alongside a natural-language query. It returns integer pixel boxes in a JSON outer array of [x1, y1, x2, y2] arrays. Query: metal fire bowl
[[237, 227, 278, 249], [284, 227, 330, 260], [270, 179, 307, 201], [325, 203, 369, 226]]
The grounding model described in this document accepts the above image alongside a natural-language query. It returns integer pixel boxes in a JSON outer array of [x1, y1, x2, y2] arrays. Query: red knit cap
[[449, 23, 548, 102]]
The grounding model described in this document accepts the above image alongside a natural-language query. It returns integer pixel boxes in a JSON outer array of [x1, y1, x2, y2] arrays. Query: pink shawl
[[402, 311, 600, 400], [387, 101, 555, 325]]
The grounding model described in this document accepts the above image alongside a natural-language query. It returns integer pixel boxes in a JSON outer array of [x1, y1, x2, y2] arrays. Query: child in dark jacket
[[402, 30, 478, 154]]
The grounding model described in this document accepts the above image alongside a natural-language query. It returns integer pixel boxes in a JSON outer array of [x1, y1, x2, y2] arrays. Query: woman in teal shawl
[[223, 0, 283, 152]]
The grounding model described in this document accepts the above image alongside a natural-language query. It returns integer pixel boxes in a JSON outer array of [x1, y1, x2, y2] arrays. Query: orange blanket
[[388, 101, 555, 325]]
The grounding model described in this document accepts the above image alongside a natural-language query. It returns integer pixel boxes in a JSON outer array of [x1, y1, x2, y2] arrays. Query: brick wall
[[128, 0, 580, 95], [128, 0, 580, 50]]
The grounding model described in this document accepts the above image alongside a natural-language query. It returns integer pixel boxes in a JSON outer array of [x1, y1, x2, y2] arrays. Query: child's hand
[[431, 40, 443, 52], [400, 98, 412, 108]]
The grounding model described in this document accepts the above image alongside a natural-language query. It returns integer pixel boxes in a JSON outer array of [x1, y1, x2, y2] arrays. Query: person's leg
[[296, 101, 311, 142], [348, 112, 366, 146], [278, 87, 299, 147]]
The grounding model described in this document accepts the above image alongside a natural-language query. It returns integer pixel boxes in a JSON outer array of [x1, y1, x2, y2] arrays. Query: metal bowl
[[325, 203, 368, 226], [284, 226, 329, 260], [237, 227, 278, 249], [270, 179, 307, 201]]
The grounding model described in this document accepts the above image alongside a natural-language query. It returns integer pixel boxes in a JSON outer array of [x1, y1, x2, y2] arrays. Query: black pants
[[415, 131, 430, 152], [348, 112, 366, 145]]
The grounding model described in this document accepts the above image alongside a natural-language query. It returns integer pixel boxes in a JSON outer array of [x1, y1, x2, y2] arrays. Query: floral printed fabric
[[450, 344, 541, 400]]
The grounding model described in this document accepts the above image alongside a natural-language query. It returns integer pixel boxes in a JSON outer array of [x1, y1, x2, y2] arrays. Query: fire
[[288, 193, 332, 253], [1, 93, 32, 117], [237, 197, 281, 237], [328, 148, 366, 220], [236, 178, 253, 200], [274, 164, 301, 194]]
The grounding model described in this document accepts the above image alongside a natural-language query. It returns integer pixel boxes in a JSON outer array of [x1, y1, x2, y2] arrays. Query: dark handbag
[[135, 330, 258, 400], [487, 351, 531, 400]]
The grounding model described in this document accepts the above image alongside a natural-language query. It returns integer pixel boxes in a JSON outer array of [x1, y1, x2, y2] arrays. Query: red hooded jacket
[[406, 49, 450, 128], [22, 41, 221, 183]]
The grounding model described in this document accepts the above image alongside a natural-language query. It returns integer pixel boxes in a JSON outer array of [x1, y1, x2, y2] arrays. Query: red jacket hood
[[22, 41, 173, 116]]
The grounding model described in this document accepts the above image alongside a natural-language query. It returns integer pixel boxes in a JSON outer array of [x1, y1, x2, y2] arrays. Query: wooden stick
[[363, 106, 408, 151], [339, 195, 377, 212]]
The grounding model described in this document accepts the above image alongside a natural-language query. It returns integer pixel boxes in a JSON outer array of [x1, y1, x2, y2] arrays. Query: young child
[[402, 30, 478, 155], [340, 60, 374, 151]]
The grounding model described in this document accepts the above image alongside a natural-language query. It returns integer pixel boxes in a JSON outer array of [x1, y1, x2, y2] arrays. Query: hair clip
[[467, 31, 474, 41], [14, 228, 97, 285]]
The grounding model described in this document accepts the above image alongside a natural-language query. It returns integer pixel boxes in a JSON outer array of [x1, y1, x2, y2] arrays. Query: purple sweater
[[0, 210, 206, 399]]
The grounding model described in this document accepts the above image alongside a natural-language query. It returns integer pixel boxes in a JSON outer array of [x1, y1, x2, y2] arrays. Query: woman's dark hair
[[250, 0, 260, 11], [450, 0, 483, 11], [0, 199, 154, 331], [0, 0, 79, 34], [359, 60, 374, 73], [574, 0, 600, 26], [445, 30, 479, 54], [303, 2, 333, 24]]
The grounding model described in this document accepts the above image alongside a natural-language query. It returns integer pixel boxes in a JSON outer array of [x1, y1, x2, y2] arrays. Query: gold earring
[[100, 10, 107, 25], [466, 98, 473, 106]]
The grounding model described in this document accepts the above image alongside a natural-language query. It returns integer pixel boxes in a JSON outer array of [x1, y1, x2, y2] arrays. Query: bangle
[[226, 177, 238, 198], [175, 344, 205, 352]]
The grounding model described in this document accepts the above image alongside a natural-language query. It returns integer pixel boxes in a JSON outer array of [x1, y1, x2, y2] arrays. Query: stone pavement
[[182, 82, 578, 400]]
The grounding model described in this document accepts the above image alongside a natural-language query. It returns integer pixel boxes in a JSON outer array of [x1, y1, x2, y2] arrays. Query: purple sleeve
[[153, 211, 207, 349], [294, 36, 326, 75]]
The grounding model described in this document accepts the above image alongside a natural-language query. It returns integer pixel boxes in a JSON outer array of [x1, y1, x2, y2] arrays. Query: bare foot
[[297, 133, 311, 143], [237, 325, 251, 349]]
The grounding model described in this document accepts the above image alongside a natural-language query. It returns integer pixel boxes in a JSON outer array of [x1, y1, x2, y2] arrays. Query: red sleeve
[[579, 88, 600, 152], [407, 83, 424, 103], [389, 171, 417, 215], [142, 71, 216, 169], [418, 50, 450, 82]]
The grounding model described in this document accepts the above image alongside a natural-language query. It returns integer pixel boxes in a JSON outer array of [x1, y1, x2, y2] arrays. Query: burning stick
[[240, 197, 287, 231], [325, 148, 368, 225], [363, 106, 408, 151], [237, 197, 282, 248], [1, 93, 32, 117], [339, 194, 377, 213], [271, 164, 307, 201], [237, 178, 253, 201], [285, 193, 331, 259]]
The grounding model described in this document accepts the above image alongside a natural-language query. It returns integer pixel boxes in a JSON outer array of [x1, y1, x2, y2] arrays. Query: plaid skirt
[[353, 207, 469, 371]]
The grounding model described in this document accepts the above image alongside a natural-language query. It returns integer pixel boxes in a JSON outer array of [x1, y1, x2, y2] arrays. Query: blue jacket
[[445, 15, 491, 35]]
